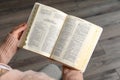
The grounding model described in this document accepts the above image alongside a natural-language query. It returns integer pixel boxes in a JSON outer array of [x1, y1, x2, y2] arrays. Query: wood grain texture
[[85, 69, 119, 80], [0, 0, 120, 80]]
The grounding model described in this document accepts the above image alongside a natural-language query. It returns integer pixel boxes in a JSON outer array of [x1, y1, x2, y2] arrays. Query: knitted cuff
[[0, 34, 19, 63]]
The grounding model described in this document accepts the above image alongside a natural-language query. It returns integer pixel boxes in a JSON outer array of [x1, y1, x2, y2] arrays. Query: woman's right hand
[[63, 67, 83, 80]]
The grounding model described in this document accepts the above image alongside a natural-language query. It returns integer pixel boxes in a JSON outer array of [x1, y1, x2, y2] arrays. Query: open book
[[19, 2, 103, 72]]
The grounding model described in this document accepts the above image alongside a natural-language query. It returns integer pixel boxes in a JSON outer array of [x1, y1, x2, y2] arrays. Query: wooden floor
[[1, 0, 120, 80]]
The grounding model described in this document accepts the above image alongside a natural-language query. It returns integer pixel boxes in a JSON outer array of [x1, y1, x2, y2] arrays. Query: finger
[[18, 31, 24, 40], [15, 24, 27, 33], [65, 70, 81, 79], [18, 23, 26, 27], [13, 23, 26, 30], [64, 68, 70, 74], [63, 70, 74, 80]]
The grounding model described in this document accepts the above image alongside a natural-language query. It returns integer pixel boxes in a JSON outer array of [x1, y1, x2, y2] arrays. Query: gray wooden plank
[[77, 0, 116, 9], [70, 0, 120, 18], [0, 9, 30, 25], [9, 56, 49, 71], [100, 23, 120, 40], [85, 36, 120, 77], [85, 69, 119, 80], [115, 67, 120, 77], [101, 36, 120, 55], [10, 49, 41, 62], [86, 10, 120, 27], [85, 58, 120, 77], [98, 72, 119, 80], [0, 0, 34, 11], [50, 0, 78, 12], [40, 0, 76, 5], [92, 43, 105, 58]]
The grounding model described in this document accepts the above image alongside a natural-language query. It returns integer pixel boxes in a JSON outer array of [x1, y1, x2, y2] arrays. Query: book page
[[23, 3, 67, 57], [19, 3, 39, 47], [51, 16, 102, 72]]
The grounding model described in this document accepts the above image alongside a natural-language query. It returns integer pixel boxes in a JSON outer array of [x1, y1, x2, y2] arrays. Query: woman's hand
[[0, 23, 27, 64], [10, 23, 27, 40], [63, 67, 83, 80]]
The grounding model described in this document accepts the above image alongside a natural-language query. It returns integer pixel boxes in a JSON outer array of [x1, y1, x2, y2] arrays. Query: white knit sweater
[[0, 34, 54, 80]]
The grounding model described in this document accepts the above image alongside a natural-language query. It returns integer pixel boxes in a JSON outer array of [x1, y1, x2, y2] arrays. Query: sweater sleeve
[[1, 69, 55, 80], [0, 34, 18, 64]]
